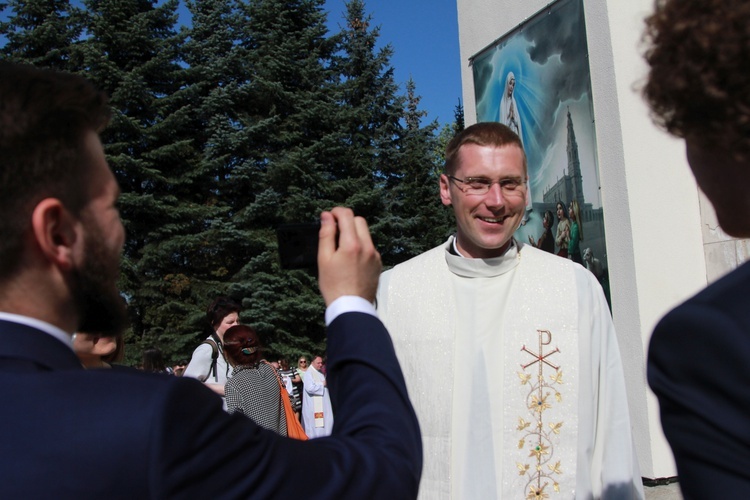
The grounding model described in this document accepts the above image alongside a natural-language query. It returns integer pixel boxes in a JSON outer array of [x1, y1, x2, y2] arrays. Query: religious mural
[[471, 0, 610, 306]]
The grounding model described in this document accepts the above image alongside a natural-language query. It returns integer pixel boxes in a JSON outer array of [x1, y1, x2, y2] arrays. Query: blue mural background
[[471, 0, 611, 304]]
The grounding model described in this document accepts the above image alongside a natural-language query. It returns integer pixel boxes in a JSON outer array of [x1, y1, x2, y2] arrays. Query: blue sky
[[324, 0, 463, 128]]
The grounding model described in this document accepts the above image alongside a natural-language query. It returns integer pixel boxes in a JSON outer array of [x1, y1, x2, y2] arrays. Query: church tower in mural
[[543, 108, 586, 207], [566, 108, 585, 206]]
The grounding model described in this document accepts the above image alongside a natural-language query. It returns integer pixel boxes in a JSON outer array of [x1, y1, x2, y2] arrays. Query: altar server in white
[[376, 122, 643, 499], [302, 355, 333, 438]]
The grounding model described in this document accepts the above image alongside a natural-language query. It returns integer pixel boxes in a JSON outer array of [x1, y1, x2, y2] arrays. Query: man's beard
[[71, 223, 128, 337]]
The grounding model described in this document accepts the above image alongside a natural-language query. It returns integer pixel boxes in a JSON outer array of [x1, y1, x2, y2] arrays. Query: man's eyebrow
[[465, 175, 524, 181]]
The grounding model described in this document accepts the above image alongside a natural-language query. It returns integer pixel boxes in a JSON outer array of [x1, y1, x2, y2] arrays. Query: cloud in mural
[[470, 0, 608, 274], [521, 0, 588, 157], [471, 0, 591, 183]]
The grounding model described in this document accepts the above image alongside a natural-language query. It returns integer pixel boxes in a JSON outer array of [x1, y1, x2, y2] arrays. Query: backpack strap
[[200, 334, 221, 382]]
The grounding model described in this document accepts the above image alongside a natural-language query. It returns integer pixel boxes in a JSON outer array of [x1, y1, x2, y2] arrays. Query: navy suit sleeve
[[155, 312, 422, 499], [648, 302, 750, 498]]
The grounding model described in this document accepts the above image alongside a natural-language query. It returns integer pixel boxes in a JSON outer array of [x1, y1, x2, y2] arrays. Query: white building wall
[[456, 0, 714, 479]]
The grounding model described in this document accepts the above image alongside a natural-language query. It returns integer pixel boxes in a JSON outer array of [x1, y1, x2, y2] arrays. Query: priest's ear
[[439, 174, 453, 207]]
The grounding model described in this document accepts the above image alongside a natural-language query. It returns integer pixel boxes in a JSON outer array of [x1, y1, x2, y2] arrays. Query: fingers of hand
[[318, 211, 336, 263], [316, 207, 381, 304]]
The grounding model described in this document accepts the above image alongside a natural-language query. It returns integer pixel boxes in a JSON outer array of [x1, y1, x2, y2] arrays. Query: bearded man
[[0, 62, 421, 498]]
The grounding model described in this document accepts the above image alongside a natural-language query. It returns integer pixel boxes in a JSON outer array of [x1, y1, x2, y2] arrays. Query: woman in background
[[223, 325, 287, 435], [142, 347, 171, 374], [183, 296, 240, 396], [296, 356, 309, 423], [297, 356, 309, 376]]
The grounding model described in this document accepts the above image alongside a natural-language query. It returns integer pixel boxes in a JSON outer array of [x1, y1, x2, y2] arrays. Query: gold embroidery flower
[[527, 483, 549, 499], [530, 394, 551, 413], [528, 442, 549, 459]]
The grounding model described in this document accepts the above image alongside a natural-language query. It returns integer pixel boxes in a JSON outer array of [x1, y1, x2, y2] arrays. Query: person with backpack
[[183, 297, 241, 401]]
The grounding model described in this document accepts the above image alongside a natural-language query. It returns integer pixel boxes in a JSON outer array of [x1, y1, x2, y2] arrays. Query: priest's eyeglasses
[[447, 175, 526, 196]]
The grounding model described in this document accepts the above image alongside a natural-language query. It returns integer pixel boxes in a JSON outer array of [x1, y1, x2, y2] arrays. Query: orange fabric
[[265, 361, 308, 441]]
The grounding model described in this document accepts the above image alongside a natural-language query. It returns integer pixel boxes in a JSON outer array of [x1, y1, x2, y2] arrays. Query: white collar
[[446, 236, 521, 278]]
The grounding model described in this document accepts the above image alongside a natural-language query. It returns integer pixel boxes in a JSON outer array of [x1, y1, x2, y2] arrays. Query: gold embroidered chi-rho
[[516, 329, 565, 499]]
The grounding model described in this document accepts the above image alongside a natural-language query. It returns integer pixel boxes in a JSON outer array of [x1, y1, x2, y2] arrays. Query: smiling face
[[440, 143, 527, 258]]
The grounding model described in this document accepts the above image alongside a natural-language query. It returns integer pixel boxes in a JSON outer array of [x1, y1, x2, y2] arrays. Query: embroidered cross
[[520, 330, 560, 370]]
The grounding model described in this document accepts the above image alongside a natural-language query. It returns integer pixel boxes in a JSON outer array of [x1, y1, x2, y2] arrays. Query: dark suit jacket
[[648, 260, 750, 497], [0, 313, 421, 499]]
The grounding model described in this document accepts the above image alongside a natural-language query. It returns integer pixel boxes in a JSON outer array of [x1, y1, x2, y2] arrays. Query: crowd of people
[[72, 298, 329, 440], [160, 295, 333, 438], [1, 0, 748, 496]]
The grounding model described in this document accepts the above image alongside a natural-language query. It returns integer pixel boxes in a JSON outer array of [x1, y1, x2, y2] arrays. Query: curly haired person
[[643, 0, 750, 496]]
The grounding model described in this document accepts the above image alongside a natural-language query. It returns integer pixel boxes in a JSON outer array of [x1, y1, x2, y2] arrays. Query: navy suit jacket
[[648, 261, 750, 497], [0, 313, 421, 499]]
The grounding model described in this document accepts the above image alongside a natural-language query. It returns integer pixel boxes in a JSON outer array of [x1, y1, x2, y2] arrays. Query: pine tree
[[0, 0, 460, 364], [0, 0, 84, 69], [379, 78, 453, 266], [329, 1, 453, 266], [434, 98, 465, 172], [156, 0, 258, 358], [328, 0, 406, 259], [72, 0, 212, 363], [221, 0, 347, 359]]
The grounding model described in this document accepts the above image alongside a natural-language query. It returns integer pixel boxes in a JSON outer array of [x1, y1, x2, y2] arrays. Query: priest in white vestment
[[376, 122, 643, 499], [302, 356, 333, 438]]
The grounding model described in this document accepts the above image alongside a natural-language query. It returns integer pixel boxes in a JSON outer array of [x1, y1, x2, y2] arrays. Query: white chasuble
[[310, 369, 326, 427], [302, 367, 333, 438], [377, 238, 585, 499]]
